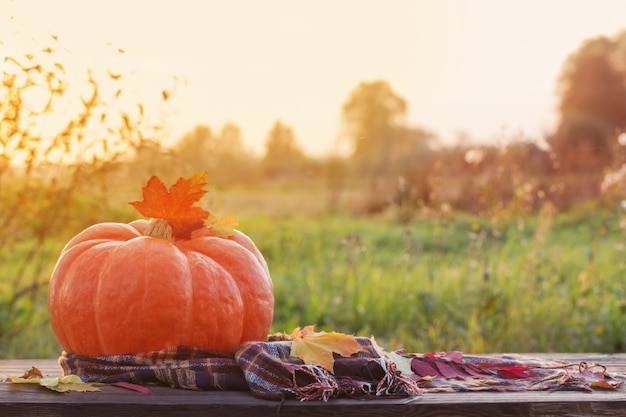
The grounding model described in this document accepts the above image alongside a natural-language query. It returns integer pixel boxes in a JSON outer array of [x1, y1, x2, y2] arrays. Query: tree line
[[126, 30, 626, 214], [4, 29, 626, 220]]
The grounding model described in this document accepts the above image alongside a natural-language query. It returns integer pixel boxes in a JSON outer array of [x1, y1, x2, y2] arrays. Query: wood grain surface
[[2, 354, 626, 417]]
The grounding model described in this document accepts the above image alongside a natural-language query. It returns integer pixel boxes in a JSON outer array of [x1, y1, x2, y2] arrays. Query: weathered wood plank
[[2, 354, 626, 417]]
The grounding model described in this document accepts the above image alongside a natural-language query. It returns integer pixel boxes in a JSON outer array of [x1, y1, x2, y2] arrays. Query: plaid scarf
[[59, 345, 248, 391], [59, 337, 419, 401], [59, 338, 624, 401]]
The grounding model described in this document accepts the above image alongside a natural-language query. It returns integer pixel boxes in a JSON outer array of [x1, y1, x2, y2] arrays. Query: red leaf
[[425, 351, 464, 363], [412, 352, 531, 381], [496, 365, 532, 379], [431, 359, 465, 379], [459, 363, 491, 378], [411, 359, 440, 378], [129, 172, 210, 239], [111, 381, 154, 394]]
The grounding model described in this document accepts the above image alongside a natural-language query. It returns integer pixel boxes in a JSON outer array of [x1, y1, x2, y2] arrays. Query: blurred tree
[[261, 120, 307, 178], [340, 80, 407, 182], [325, 155, 349, 212], [175, 124, 214, 173], [216, 122, 246, 158], [551, 35, 626, 173], [397, 127, 437, 205], [130, 138, 178, 183], [213, 122, 255, 184], [173, 123, 255, 185], [548, 32, 626, 205]]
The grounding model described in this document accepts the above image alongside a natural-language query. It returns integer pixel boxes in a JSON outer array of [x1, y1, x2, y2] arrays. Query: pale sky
[[2, 0, 626, 156]]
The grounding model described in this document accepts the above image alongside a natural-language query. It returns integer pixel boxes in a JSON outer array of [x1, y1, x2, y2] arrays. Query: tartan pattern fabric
[[59, 345, 248, 391], [235, 338, 420, 400], [59, 338, 625, 401], [59, 337, 420, 401]]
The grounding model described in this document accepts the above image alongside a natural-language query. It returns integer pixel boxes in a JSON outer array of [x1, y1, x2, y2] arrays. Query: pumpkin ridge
[[49, 239, 118, 352], [55, 241, 121, 354], [90, 240, 133, 355], [92, 249, 110, 355], [230, 230, 271, 277], [182, 250, 244, 352], [62, 222, 142, 252], [181, 253, 194, 348], [177, 237, 273, 344]]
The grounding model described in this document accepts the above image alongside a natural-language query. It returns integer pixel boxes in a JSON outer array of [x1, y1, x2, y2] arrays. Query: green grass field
[[257, 204, 626, 354], [2, 187, 626, 358]]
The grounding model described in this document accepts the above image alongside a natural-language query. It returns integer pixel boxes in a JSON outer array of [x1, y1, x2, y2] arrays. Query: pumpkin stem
[[144, 218, 175, 243]]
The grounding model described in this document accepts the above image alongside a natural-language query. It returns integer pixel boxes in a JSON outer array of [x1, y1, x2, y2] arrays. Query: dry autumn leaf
[[111, 381, 154, 394], [386, 351, 414, 376], [206, 213, 239, 238], [289, 325, 317, 339], [129, 172, 210, 239], [9, 370, 100, 393], [290, 327, 364, 373], [20, 366, 43, 379]]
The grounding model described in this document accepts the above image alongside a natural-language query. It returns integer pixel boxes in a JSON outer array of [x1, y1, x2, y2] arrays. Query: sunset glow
[[3, 0, 626, 156]]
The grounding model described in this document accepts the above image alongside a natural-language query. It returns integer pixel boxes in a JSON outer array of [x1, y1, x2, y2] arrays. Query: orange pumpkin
[[48, 173, 273, 356], [48, 219, 273, 356]]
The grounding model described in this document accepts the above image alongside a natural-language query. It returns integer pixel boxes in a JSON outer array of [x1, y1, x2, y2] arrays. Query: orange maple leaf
[[290, 327, 364, 373], [289, 325, 317, 339], [130, 172, 210, 239], [20, 366, 43, 379]]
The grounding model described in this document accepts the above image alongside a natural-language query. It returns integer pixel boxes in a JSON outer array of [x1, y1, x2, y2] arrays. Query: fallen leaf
[[289, 325, 317, 339], [290, 327, 364, 373], [579, 363, 624, 390], [424, 351, 464, 363], [111, 381, 154, 394], [411, 353, 497, 380], [9, 373, 100, 392], [20, 366, 43, 379], [410, 357, 441, 378], [387, 351, 414, 375], [369, 335, 386, 357], [496, 365, 533, 379]]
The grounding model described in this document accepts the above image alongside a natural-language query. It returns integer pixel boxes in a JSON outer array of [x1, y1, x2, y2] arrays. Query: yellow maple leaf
[[9, 368, 100, 393], [290, 327, 364, 373], [206, 213, 239, 238]]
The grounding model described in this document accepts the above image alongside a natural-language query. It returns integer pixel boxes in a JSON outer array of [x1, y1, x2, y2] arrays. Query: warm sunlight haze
[[3, 0, 626, 156], [7, 0, 626, 366]]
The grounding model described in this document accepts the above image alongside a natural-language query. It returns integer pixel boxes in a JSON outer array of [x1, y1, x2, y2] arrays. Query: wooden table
[[2, 353, 626, 416]]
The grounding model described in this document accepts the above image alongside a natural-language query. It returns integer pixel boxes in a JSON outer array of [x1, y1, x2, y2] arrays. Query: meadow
[[2, 183, 626, 358]]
